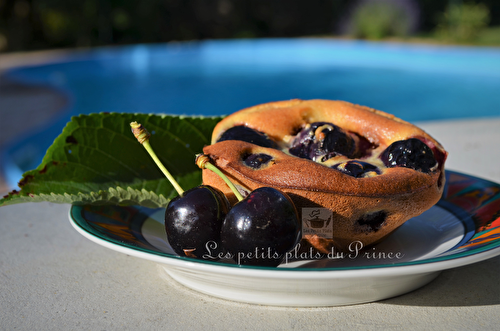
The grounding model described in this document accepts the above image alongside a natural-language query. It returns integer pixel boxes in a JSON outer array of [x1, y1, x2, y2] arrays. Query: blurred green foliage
[[347, 1, 415, 40], [476, 26, 500, 44], [0, 0, 499, 53], [435, 2, 491, 43], [0, 0, 350, 51]]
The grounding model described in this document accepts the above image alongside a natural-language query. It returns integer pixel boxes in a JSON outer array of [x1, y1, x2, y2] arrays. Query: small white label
[[302, 208, 333, 239]]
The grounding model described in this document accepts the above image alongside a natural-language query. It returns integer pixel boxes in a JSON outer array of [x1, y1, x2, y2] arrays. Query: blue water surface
[[2, 38, 500, 188]]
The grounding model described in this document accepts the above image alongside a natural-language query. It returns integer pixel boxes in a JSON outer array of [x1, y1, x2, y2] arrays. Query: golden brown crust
[[211, 99, 446, 152], [203, 99, 447, 253]]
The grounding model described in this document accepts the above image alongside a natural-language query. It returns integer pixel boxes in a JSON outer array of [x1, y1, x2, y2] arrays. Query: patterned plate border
[[70, 170, 500, 270]]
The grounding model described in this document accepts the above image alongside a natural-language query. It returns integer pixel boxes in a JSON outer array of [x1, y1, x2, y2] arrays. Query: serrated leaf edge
[[1, 187, 170, 208]]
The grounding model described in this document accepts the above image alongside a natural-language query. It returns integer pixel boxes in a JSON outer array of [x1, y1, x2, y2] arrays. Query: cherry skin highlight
[[165, 185, 230, 259], [220, 187, 301, 267]]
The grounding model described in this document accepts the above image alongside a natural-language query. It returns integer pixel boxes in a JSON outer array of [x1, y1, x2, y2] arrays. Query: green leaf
[[1, 113, 223, 208]]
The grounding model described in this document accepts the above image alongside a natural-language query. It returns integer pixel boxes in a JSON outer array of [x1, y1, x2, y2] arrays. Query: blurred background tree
[[435, 1, 492, 43], [339, 0, 421, 40], [0, 0, 499, 53]]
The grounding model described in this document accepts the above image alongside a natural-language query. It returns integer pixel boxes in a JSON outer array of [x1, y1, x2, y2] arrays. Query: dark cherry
[[220, 187, 301, 267], [289, 122, 355, 161], [353, 133, 378, 158], [243, 153, 273, 169], [217, 125, 277, 148], [332, 160, 381, 178], [380, 138, 437, 173], [165, 185, 230, 259], [357, 211, 387, 233]]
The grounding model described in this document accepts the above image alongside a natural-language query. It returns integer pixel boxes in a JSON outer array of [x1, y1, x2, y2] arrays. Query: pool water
[[2, 39, 500, 188], [8, 39, 500, 120]]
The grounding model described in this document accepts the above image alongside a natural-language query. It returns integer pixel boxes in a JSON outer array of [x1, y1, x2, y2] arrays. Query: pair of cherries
[[131, 122, 301, 267]]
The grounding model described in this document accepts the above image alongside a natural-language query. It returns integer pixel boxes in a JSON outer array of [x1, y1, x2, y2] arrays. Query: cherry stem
[[196, 154, 244, 202], [130, 121, 184, 196]]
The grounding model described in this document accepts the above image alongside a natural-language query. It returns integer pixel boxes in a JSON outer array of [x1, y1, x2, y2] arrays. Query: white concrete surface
[[1, 117, 499, 330]]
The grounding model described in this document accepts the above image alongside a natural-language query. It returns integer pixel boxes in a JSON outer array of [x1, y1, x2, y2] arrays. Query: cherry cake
[[202, 99, 447, 253]]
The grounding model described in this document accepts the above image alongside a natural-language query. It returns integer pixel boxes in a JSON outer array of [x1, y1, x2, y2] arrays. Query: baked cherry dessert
[[201, 99, 448, 253]]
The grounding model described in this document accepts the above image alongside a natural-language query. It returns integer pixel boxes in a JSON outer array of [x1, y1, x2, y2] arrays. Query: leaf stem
[[195, 154, 244, 202], [130, 121, 184, 196]]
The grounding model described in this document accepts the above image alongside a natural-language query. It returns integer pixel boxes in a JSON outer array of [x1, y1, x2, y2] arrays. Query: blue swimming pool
[[2, 38, 500, 188]]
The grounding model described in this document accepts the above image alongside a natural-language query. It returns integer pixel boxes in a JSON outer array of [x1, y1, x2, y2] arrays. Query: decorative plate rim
[[69, 170, 500, 278]]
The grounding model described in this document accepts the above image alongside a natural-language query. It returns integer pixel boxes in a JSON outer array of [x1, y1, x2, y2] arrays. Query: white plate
[[69, 171, 500, 306]]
